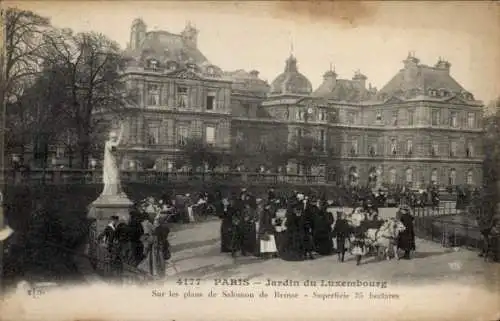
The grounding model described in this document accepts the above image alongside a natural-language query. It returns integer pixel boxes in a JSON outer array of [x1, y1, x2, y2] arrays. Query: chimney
[[402, 51, 420, 82], [352, 70, 367, 89], [249, 70, 260, 78], [435, 57, 451, 73], [323, 64, 337, 86]]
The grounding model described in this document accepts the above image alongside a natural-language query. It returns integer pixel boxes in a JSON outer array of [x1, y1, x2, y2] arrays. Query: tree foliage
[[3, 8, 134, 168], [483, 110, 500, 210], [179, 137, 219, 171]]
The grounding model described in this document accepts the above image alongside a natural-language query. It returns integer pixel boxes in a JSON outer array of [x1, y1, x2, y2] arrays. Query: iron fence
[[411, 201, 485, 251], [2, 169, 330, 186], [86, 218, 157, 284]]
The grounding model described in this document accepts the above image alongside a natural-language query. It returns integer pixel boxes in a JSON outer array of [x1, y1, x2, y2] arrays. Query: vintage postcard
[[0, 1, 499, 320]]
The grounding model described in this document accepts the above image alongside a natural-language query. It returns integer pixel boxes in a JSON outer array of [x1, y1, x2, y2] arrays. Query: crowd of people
[[93, 184, 498, 280], [215, 188, 416, 264]]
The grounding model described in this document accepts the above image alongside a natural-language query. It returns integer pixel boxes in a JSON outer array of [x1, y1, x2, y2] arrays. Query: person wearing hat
[[98, 215, 120, 250], [332, 211, 350, 262], [397, 206, 416, 259], [312, 199, 334, 256]]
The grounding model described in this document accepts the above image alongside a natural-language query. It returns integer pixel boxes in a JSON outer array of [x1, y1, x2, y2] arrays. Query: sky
[[5, 1, 500, 103]]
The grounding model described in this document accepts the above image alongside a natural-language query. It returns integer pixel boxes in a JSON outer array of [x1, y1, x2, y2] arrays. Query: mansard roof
[[378, 55, 475, 102], [123, 30, 208, 66], [313, 78, 374, 102], [224, 69, 270, 95]]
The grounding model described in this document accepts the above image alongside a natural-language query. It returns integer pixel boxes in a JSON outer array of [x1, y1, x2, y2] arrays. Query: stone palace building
[[113, 18, 484, 188]]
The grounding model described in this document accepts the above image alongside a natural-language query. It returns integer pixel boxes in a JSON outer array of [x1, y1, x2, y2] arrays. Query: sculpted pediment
[[296, 97, 330, 107], [383, 95, 404, 104], [166, 68, 205, 81], [444, 95, 468, 105]]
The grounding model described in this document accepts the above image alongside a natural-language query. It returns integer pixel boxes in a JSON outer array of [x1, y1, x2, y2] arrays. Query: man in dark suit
[[98, 215, 120, 249]]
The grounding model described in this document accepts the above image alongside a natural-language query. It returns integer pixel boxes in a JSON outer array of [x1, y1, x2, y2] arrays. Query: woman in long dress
[[397, 206, 416, 259], [313, 201, 334, 256], [219, 198, 232, 253], [258, 202, 278, 259], [281, 204, 306, 261], [138, 212, 171, 277]]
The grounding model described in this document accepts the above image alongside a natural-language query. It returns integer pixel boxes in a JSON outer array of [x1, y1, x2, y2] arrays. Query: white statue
[[101, 123, 124, 197]]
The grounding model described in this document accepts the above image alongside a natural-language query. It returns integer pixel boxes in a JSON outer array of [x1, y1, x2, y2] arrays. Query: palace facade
[[115, 19, 484, 188]]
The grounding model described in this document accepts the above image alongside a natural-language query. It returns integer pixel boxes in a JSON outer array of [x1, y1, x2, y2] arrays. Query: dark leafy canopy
[[483, 109, 500, 211], [2, 8, 51, 157], [4, 8, 135, 168], [3, 8, 50, 101], [40, 29, 131, 167]]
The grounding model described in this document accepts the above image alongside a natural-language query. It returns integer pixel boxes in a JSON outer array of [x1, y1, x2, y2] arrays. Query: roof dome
[[269, 54, 312, 95]]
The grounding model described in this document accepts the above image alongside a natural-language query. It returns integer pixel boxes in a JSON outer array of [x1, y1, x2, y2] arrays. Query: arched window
[[449, 168, 457, 186], [466, 169, 474, 185], [431, 168, 438, 185], [389, 168, 397, 185], [405, 168, 413, 184]]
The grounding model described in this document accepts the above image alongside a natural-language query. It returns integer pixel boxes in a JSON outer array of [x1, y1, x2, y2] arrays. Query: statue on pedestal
[[89, 121, 132, 222]]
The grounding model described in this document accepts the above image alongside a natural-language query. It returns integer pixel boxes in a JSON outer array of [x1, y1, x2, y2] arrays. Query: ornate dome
[[269, 54, 312, 95]]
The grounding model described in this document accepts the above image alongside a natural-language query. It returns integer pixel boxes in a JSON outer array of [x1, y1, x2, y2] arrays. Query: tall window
[[242, 103, 250, 117], [177, 86, 188, 108], [431, 142, 438, 156], [408, 109, 414, 126], [391, 138, 397, 155], [319, 130, 325, 151], [389, 168, 397, 184], [392, 110, 398, 126], [318, 111, 327, 122], [147, 125, 160, 145], [206, 91, 216, 110], [449, 169, 457, 186], [466, 170, 474, 185], [296, 128, 302, 138], [466, 142, 474, 158], [177, 126, 188, 146], [205, 126, 215, 145], [431, 110, 440, 126], [347, 112, 355, 124], [467, 112, 475, 128], [369, 144, 376, 156], [56, 146, 65, 158], [147, 84, 160, 106], [405, 168, 413, 184], [431, 169, 438, 184], [350, 138, 358, 156], [406, 139, 413, 155], [450, 141, 457, 157], [376, 111, 382, 121], [449, 111, 458, 128]]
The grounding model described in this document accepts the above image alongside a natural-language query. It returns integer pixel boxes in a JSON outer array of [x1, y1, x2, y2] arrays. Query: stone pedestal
[[86, 192, 133, 263], [88, 193, 133, 235]]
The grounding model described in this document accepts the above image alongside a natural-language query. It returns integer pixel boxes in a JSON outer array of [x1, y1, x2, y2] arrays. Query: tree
[[257, 137, 291, 173], [2, 8, 50, 103], [288, 134, 325, 176], [483, 109, 500, 213], [1, 8, 51, 164], [41, 28, 133, 168], [180, 137, 219, 172], [6, 63, 72, 165]]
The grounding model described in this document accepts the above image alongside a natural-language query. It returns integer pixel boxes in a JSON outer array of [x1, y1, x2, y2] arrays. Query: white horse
[[364, 218, 406, 261]]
